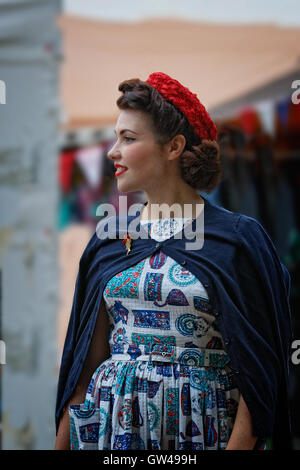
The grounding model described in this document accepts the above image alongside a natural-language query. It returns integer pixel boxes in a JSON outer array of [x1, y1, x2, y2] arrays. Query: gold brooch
[[122, 233, 132, 255]]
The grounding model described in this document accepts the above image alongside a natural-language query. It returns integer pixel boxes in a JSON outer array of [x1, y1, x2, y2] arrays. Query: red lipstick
[[114, 163, 128, 177]]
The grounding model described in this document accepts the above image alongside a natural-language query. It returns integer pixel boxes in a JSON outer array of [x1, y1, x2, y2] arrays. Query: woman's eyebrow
[[114, 128, 138, 135]]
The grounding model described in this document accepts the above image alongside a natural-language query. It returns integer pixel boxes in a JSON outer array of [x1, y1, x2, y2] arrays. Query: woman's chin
[[116, 176, 143, 194], [117, 182, 136, 194]]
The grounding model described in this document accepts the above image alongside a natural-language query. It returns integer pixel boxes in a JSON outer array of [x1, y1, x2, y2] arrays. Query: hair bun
[[180, 139, 222, 193]]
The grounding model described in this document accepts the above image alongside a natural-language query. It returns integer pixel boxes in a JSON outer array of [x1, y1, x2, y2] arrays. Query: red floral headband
[[146, 72, 217, 141]]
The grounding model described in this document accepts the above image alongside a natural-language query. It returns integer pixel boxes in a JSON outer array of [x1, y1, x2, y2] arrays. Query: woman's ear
[[167, 134, 186, 161]]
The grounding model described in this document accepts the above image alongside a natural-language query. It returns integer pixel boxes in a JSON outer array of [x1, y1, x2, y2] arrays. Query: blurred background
[[0, 0, 299, 450]]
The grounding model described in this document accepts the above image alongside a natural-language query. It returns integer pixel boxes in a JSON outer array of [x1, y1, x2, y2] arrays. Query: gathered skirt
[[69, 355, 241, 450]]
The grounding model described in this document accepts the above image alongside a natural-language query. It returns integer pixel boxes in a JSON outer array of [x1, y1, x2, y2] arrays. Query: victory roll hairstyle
[[116, 76, 222, 193]]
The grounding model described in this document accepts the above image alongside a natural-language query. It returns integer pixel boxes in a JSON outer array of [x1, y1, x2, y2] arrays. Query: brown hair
[[116, 78, 222, 193]]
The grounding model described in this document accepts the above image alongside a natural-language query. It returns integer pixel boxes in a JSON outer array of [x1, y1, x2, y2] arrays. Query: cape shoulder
[[236, 213, 291, 297]]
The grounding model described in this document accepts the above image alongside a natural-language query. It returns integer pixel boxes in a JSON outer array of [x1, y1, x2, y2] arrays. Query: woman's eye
[[124, 136, 135, 143]]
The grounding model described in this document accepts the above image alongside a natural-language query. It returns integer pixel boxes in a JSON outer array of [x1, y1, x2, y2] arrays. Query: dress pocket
[[69, 404, 100, 450]]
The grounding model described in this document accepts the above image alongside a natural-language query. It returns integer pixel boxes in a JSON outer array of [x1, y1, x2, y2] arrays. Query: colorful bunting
[[276, 97, 290, 128], [75, 145, 104, 189], [59, 150, 76, 193], [255, 100, 275, 136], [239, 107, 260, 135]]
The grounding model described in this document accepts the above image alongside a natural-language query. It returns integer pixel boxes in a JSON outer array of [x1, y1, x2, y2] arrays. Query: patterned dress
[[69, 217, 241, 450]]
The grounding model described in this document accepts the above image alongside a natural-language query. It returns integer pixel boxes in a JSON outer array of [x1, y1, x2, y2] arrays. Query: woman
[[55, 72, 292, 450]]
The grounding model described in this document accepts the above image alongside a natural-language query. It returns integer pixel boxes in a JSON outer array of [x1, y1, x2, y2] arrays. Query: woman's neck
[[139, 194, 205, 221]]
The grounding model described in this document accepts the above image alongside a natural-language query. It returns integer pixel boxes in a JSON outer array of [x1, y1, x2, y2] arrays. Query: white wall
[[0, 0, 62, 449]]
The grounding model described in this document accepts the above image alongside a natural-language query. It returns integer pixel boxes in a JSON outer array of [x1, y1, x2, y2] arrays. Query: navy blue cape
[[55, 195, 293, 449]]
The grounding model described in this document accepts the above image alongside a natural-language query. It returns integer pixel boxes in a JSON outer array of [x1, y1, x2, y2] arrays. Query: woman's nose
[[107, 141, 120, 160]]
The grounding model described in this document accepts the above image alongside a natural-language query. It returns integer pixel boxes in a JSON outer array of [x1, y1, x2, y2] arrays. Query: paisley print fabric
[[69, 217, 243, 450]]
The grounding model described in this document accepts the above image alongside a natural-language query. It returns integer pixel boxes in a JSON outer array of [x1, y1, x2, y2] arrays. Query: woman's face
[[107, 109, 167, 194]]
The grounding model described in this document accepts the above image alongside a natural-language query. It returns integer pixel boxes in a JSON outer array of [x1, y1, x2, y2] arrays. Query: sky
[[63, 0, 300, 26]]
